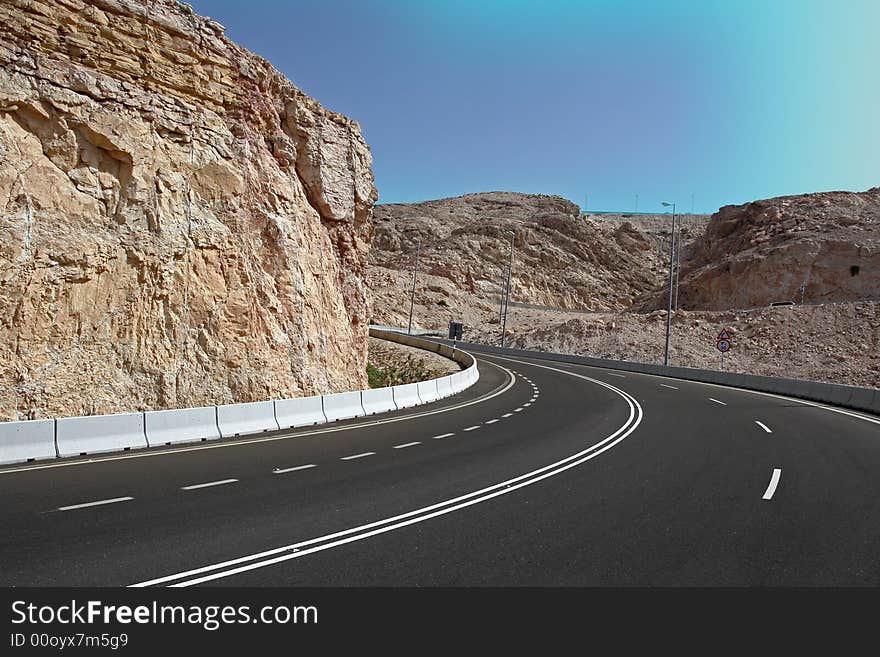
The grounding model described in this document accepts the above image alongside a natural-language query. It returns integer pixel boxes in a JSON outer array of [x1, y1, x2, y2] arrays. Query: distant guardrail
[[0, 331, 479, 466], [368, 324, 445, 337], [438, 339, 879, 417]]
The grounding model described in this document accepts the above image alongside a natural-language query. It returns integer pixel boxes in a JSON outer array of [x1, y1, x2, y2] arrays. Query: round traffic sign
[[717, 339, 731, 352]]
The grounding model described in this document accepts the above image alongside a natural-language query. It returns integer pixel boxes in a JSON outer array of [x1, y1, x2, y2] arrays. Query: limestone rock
[[637, 188, 880, 310], [0, 0, 377, 420]]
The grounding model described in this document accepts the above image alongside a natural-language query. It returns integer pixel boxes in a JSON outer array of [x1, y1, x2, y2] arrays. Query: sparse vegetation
[[366, 356, 434, 388]]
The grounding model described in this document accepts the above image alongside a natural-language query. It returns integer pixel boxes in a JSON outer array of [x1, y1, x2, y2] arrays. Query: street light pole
[[501, 231, 515, 348], [674, 214, 682, 311], [407, 239, 420, 336], [661, 202, 676, 366]]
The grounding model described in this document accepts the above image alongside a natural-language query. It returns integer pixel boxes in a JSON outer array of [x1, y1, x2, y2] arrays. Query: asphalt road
[[2, 346, 879, 586]]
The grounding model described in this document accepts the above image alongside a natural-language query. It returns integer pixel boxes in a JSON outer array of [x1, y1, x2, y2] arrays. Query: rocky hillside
[[0, 0, 377, 420], [370, 192, 705, 319], [498, 302, 880, 389], [637, 188, 880, 310]]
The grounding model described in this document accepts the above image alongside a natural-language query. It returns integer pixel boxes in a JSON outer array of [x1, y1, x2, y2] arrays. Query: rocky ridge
[[370, 192, 706, 323], [638, 187, 880, 310]]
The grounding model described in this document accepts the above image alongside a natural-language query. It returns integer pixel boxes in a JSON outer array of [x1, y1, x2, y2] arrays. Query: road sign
[[717, 328, 732, 341], [717, 339, 731, 352]]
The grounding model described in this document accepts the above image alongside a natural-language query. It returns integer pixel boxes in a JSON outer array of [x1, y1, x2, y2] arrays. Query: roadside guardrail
[[0, 330, 479, 466]]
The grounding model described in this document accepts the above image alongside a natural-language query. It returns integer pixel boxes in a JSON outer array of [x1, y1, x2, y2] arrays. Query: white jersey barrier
[[361, 387, 397, 416], [56, 412, 147, 458], [275, 396, 326, 429], [145, 406, 220, 446], [0, 419, 56, 465], [323, 391, 366, 422], [0, 330, 479, 466], [392, 383, 422, 409], [216, 401, 279, 438]]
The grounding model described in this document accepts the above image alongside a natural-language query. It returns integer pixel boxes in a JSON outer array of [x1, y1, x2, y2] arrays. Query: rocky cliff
[[370, 192, 695, 321], [0, 0, 377, 420], [638, 188, 880, 310]]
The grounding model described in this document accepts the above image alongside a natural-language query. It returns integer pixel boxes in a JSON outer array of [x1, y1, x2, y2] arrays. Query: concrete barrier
[[56, 412, 147, 457], [417, 379, 440, 404], [274, 396, 327, 429], [323, 391, 365, 422], [216, 401, 278, 438], [0, 419, 56, 465], [849, 387, 875, 412], [361, 388, 397, 416], [392, 383, 422, 409], [437, 339, 879, 417], [145, 406, 220, 445], [436, 375, 454, 398]]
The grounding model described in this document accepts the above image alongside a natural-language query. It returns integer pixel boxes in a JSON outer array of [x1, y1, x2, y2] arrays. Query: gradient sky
[[189, 0, 879, 213]]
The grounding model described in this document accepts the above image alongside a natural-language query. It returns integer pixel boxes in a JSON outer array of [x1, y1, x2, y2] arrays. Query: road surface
[[2, 346, 879, 586]]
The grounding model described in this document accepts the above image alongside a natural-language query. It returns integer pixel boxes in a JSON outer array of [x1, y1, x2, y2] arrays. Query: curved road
[[1, 346, 879, 586]]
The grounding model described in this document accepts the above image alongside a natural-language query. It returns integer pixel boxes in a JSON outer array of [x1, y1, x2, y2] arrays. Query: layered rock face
[[0, 0, 377, 420], [644, 188, 880, 310], [370, 192, 693, 320]]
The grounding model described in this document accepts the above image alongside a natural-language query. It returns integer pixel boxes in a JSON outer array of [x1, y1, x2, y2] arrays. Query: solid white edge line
[[340, 452, 375, 461], [130, 358, 642, 587], [755, 421, 773, 433], [58, 496, 134, 511], [393, 442, 421, 449], [432, 433, 454, 440], [273, 464, 316, 474], [708, 398, 727, 405], [463, 425, 480, 432], [1, 356, 517, 476], [181, 479, 238, 491], [763, 469, 782, 500]]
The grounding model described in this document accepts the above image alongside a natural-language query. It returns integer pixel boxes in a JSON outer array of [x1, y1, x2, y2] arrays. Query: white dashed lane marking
[[181, 479, 238, 491], [763, 469, 782, 500], [58, 497, 134, 511], [463, 426, 481, 432], [341, 452, 375, 461], [432, 433, 454, 440], [485, 419, 499, 424], [273, 464, 316, 474], [709, 398, 727, 405], [660, 384, 679, 390], [755, 421, 773, 433], [501, 413, 513, 418]]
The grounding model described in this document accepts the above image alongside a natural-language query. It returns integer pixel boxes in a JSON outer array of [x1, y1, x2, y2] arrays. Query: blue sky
[[189, 0, 879, 213]]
